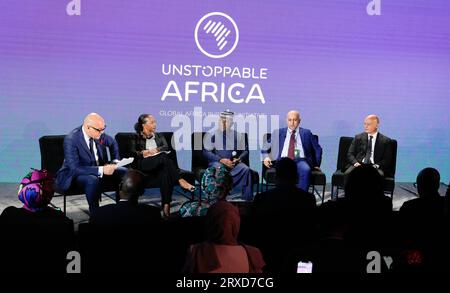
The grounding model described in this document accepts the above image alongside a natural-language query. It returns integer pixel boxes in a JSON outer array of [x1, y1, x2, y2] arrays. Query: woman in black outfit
[[133, 114, 195, 217]]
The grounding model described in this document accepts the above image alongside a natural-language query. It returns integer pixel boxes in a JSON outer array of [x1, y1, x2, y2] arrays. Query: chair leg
[[63, 194, 67, 215], [260, 177, 264, 194], [331, 185, 334, 200], [322, 184, 325, 204]]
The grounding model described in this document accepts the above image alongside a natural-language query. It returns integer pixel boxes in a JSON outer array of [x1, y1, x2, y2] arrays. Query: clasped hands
[[220, 158, 240, 169], [353, 162, 379, 169]]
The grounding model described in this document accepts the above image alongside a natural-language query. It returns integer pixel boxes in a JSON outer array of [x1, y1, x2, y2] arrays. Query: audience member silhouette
[[396, 168, 447, 271], [90, 169, 161, 226], [0, 172, 74, 272], [183, 201, 265, 273], [446, 182, 450, 216], [344, 164, 393, 271], [314, 164, 392, 272], [400, 168, 444, 222], [85, 169, 162, 272], [250, 157, 317, 273]]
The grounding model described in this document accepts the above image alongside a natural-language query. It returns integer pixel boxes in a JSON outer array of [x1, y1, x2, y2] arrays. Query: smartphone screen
[[297, 261, 313, 273]]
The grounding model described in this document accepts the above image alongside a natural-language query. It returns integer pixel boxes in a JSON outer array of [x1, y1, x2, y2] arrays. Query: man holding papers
[[55, 113, 127, 213]]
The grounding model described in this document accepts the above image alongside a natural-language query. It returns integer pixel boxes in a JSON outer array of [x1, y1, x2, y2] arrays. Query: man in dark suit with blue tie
[[263, 110, 322, 191], [55, 113, 127, 213]]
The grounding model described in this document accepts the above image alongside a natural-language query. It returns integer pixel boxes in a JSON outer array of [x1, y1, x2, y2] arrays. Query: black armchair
[[331, 136, 397, 200], [384, 139, 397, 198], [39, 135, 116, 214], [330, 136, 354, 199]]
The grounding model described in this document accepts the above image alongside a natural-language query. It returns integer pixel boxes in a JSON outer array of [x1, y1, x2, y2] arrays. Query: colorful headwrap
[[201, 165, 232, 200], [18, 169, 54, 212], [179, 166, 232, 218]]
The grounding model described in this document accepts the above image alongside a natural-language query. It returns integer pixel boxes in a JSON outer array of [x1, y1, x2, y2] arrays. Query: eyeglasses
[[88, 125, 106, 133]]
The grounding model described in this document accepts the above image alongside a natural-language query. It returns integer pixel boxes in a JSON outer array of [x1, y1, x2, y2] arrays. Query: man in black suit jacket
[[346, 114, 393, 177]]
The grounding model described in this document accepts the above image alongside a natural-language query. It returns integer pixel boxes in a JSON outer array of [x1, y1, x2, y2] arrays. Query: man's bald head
[[83, 113, 106, 139], [83, 113, 104, 126], [286, 110, 301, 131], [365, 114, 379, 124], [364, 114, 379, 135]]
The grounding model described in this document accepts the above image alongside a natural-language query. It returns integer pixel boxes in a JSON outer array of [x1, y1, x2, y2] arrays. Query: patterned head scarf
[[18, 169, 54, 212], [201, 165, 232, 200]]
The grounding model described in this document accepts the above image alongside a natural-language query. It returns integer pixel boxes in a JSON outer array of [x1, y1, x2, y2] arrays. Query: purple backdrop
[[0, 0, 449, 182]]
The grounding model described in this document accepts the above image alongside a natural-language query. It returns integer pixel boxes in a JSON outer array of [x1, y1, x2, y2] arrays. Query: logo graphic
[[194, 12, 239, 59], [366, 0, 381, 16]]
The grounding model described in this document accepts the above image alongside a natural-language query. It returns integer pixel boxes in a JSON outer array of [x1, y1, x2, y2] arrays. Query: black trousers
[[140, 153, 180, 205]]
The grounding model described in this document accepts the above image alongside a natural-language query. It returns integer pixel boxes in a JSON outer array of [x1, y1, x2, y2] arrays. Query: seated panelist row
[[55, 111, 392, 212]]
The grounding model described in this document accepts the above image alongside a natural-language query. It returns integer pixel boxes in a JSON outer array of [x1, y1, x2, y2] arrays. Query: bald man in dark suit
[[346, 115, 393, 178]]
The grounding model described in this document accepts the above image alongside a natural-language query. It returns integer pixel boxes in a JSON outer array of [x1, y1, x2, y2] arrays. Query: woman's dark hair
[[134, 114, 150, 134]]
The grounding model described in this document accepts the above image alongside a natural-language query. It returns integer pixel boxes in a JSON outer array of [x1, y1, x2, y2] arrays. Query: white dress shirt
[[281, 127, 305, 159], [367, 132, 378, 164], [82, 127, 103, 177]]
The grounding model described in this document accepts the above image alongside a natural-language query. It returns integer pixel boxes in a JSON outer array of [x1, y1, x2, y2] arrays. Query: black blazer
[[132, 132, 170, 167], [0, 207, 74, 272], [87, 201, 163, 272], [346, 132, 392, 174], [90, 201, 161, 227], [250, 185, 317, 273]]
